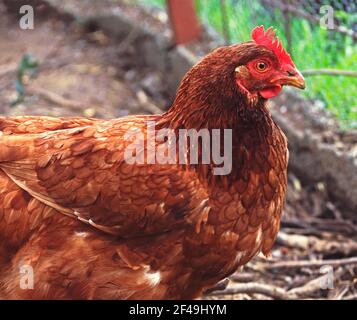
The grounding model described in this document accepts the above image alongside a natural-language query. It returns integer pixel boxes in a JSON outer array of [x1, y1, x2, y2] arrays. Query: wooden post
[[167, 0, 201, 45]]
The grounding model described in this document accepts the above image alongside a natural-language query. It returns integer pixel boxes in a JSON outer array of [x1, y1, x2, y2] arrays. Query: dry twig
[[209, 282, 299, 300], [230, 273, 257, 283], [266, 256, 357, 270], [136, 90, 163, 114], [26, 85, 109, 115], [288, 275, 327, 298], [27, 85, 86, 111], [277, 231, 357, 255], [302, 69, 357, 77]]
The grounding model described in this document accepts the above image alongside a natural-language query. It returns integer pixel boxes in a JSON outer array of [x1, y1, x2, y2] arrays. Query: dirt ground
[[0, 2, 168, 118], [0, 2, 356, 300]]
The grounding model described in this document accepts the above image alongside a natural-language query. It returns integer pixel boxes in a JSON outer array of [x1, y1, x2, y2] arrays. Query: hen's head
[[235, 25, 305, 100], [180, 26, 305, 107]]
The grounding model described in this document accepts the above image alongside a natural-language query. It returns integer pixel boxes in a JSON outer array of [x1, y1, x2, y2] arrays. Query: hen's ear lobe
[[234, 66, 250, 96], [234, 65, 250, 78], [234, 66, 258, 102]]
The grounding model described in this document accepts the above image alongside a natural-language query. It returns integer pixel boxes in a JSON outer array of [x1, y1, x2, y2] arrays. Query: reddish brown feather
[[0, 38, 288, 299]]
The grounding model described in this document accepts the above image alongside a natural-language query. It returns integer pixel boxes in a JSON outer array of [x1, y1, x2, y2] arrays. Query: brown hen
[[0, 26, 305, 299]]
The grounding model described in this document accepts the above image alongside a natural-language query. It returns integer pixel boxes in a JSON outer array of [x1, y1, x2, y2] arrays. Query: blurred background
[[0, 0, 356, 299], [136, 0, 357, 129]]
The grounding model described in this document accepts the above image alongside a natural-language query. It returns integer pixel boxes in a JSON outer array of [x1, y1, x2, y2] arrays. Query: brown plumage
[[0, 26, 305, 299]]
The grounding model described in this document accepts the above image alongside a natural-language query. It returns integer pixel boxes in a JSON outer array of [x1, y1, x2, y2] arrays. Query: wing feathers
[[0, 116, 210, 238]]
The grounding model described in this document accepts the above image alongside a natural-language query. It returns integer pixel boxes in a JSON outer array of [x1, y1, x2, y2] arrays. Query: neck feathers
[[157, 82, 275, 190]]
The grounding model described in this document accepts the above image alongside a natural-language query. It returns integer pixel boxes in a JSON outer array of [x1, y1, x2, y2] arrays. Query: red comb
[[251, 25, 294, 67]]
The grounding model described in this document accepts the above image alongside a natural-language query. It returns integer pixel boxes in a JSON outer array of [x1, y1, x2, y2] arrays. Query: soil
[[0, 1, 169, 118]]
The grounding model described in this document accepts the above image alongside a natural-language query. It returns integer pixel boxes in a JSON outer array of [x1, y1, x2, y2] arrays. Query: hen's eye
[[256, 62, 267, 72]]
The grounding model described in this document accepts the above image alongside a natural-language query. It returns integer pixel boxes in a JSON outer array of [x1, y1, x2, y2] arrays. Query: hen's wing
[[0, 116, 98, 134], [0, 116, 209, 238]]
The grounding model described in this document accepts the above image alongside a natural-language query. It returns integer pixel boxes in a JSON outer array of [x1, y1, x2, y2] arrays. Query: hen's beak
[[277, 68, 306, 90]]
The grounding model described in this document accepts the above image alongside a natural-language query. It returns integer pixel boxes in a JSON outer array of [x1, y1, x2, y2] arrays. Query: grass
[[135, 0, 357, 129]]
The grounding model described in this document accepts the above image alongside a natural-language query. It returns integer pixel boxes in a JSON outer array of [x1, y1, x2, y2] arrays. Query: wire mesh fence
[[134, 0, 357, 128]]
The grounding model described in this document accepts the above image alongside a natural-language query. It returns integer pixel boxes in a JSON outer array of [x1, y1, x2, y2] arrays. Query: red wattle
[[259, 85, 282, 99]]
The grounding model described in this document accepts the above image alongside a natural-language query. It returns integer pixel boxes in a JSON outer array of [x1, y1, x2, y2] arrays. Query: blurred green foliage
[[136, 0, 357, 129], [11, 53, 39, 106]]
